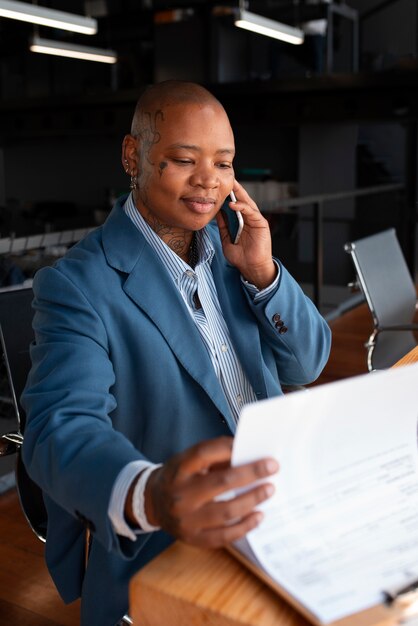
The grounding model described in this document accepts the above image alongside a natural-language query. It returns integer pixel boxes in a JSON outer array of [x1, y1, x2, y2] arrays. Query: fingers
[[218, 179, 268, 241], [169, 479, 276, 548], [172, 436, 278, 507], [191, 480, 275, 530], [185, 510, 265, 548], [228, 181, 269, 234], [231, 179, 259, 212], [176, 436, 234, 478], [180, 456, 278, 508], [145, 436, 279, 548]]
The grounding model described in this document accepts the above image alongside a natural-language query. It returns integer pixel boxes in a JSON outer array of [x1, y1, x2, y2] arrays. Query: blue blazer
[[22, 196, 331, 625]]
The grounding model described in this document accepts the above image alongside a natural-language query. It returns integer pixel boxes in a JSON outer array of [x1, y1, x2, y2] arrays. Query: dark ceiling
[[0, 0, 365, 102], [1, 0, 416, 127]]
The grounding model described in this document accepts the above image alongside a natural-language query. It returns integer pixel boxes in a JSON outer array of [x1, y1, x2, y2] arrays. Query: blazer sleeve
[[21, 266, 151, 559], [242, 260, 331, 386]]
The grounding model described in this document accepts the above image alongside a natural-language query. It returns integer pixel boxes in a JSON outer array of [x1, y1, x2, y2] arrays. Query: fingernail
[[265, 484, 275, 497], [266, 459, 279, 474]]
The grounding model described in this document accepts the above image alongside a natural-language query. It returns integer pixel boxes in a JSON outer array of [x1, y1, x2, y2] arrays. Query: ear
[[121, 134, 139, 175]]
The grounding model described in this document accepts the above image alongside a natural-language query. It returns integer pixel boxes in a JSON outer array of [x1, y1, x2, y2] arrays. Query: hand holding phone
[[224, 191, 244, 244]]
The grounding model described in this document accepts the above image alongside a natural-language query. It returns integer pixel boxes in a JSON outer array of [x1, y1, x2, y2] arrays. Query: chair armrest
[[282, 384, 307, 393], [0, 431, 23, 456], [377, 324, 418, 332]]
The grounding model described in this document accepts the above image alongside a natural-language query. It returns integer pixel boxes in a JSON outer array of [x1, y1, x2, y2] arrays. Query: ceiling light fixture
[[0, 0, 97, 35], [30, 36, 117, 64], [235, 8, 304, 45]]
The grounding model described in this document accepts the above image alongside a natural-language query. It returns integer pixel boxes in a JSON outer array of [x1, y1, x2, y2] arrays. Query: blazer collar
[[102, 195, 146, 274]]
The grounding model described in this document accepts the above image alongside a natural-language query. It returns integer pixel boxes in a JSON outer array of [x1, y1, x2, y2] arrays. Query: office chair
[[0, 286, 47, 541], [344, 228, 418, 371], [0, 287, 133, 625]]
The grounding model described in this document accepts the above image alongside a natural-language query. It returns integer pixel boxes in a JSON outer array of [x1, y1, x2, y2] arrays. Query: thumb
[[177, 436, 234, 478]]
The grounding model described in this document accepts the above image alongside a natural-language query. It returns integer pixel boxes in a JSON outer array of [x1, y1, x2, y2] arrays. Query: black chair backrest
[[0, 286, 47, 541], [0, 287, 35, 431]]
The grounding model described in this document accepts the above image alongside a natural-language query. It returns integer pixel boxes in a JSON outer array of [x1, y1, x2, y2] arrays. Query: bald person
[[22, 80, 331, 626]]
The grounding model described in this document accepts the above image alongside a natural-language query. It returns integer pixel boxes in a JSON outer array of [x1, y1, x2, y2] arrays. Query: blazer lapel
[[102, 201, 234, 425]]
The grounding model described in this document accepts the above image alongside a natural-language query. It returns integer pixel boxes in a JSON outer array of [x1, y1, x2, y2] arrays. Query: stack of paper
[[232, 364, 418, 625]]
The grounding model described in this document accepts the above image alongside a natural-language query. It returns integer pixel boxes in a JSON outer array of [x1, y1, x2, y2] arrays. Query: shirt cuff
[[241, 259, 280, 302], [108, 460, 161, 541], [132, 464, 162, 533]]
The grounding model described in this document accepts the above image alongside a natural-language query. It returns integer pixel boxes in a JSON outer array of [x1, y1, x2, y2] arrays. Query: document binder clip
[[384, 579, 418, 620]]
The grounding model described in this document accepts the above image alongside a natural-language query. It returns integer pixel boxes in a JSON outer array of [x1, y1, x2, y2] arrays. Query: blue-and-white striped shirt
[[125, 193, 259, 421], [109, 193, 279, 538]]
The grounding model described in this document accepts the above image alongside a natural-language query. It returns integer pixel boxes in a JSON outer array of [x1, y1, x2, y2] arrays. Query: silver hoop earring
[[130, 175, 138, 190]]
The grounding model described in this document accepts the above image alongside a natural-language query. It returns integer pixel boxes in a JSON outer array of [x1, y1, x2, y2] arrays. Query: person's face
[[127, 102, 235, 238]]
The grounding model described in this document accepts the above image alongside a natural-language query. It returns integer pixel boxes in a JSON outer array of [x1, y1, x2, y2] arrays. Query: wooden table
[[130, 345, 418, 626], [393, 344, 418, 367], [130, 541, 309, 626]]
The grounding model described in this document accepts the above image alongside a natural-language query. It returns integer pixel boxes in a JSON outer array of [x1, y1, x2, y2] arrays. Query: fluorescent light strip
[[235, 9, 304, 45], [0, 0, 97, 35], [30, 37, 117, 64]]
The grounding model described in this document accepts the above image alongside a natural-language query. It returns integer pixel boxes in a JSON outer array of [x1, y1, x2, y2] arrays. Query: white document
[[232, 363, 418, 624]]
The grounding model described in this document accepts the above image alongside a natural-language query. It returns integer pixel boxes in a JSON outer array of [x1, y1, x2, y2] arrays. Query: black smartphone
[[223, 191, 244, 244]]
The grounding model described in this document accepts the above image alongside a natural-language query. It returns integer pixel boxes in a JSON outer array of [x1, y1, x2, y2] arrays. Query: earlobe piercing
[[124, 157, 138, 188]]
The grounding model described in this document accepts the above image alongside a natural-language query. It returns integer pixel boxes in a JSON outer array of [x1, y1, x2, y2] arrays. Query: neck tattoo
[[143, 211, 192, 260]]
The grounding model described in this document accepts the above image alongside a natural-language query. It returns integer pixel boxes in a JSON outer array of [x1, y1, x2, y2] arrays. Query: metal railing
[[0, 227, 96, 255], [262, 182, 405, 309], [0, 186, 407, 311]]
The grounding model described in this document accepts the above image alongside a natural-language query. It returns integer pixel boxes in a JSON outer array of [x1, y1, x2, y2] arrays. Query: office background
[[0, 1, 417, 623], [0, 0, 417, 314]]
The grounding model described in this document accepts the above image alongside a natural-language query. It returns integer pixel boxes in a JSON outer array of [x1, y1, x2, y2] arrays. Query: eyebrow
[[167, 143, 235, 156]]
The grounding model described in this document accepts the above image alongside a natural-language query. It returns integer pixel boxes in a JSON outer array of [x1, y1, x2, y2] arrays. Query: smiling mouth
[[182, 197, 216, 213]]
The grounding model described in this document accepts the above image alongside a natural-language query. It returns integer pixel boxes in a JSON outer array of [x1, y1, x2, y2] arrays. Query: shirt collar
[[123, 193, 214, 285]]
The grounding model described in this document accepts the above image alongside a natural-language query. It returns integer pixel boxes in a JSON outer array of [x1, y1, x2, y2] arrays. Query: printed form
[[232, 363, 418, 624]]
